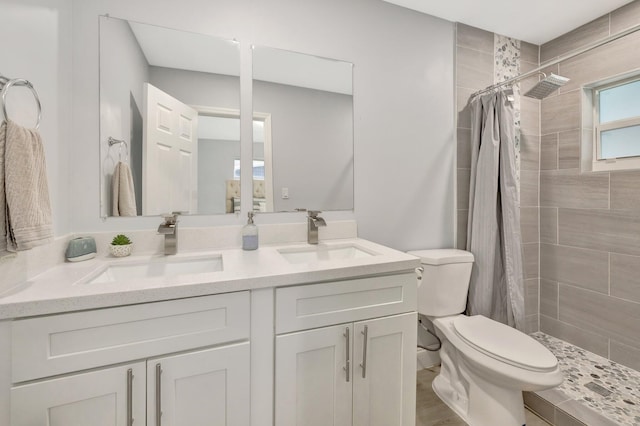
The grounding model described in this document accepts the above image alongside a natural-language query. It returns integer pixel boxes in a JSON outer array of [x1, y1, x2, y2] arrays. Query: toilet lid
[[453, 315, 557, 372]]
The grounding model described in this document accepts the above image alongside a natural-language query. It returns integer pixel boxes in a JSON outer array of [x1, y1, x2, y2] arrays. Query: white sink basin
[[86, 255, 223, 284], [278, 244, 376, 264]]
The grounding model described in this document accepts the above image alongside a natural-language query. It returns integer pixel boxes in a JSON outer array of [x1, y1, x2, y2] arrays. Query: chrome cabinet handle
[[360, 325, 368, 379], [126, 368, 134, 426], [344, 327, 350, 382], [155, 363, 162, 426]]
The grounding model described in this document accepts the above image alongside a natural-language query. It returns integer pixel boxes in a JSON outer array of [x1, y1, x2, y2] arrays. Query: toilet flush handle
[[415, 267, 424, 285]]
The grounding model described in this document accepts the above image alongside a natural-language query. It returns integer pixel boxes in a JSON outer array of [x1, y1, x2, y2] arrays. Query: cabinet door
[[11, 362, 146, 426], [353, 313, 417, 426], [275, 324, 353, 426], [147, 342, 250, 426]]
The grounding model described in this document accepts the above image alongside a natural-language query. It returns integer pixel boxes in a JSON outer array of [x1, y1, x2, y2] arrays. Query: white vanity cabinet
[[274, 273, 417, 426], [12, 362, 147, 426], [9, 292, 251, 426]]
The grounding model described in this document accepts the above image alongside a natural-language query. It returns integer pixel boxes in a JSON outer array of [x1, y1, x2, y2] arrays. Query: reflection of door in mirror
[[142, 83, 198, 215], [99, 16, 240, 218]]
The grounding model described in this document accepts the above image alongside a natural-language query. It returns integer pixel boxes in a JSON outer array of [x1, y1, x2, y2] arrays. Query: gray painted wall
[[5, 0, 456, 252], [254, 80, 353, 212], [99, 16, 150, 216]]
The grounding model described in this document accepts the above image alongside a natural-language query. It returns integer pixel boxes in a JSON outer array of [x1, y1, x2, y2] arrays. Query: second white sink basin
[[278, 244, 376, 264], [86, 255, 223, 284]]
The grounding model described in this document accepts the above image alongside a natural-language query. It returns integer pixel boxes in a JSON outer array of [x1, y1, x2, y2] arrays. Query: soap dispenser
[[242, 212, 259, 250]]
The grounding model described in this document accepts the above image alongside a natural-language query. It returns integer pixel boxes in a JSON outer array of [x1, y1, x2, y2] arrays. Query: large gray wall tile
[[457, 168, 470, 210], [521, 207, 539, 244], [558, 30, 640, 94], [540, 279, 558, 319], [610, 253, 640, 303], [611, 170, 640, 210], [520, 61, 540, 95], [520, 41, 539, 64], [520, 133, 539, 171], [523, 243, 539, 280], [540, 170, 609, 209], [540, 15, 610, 63], [457, 209, 468, 250], [559, 284, 640, 347], [540, 207, 557, 244], [540, 134, 558, 170], [456, 23, 494, 53], [457, 127, 471, 169], [540, 244, 608, 293], [541, 90, 581, 134], [611, 0, 640, 34], [520, 97, 540, 135], [525, 314, 539, 334], [610, 340, 640, 371], [457, 87, 474, 129], [457, 46, 494, 90], [558, 208, 640, 256], [521, 170, 539, 207], [525, 278, 539, 316], [558, 130, 580, 169], [540, 315, 609, 358]]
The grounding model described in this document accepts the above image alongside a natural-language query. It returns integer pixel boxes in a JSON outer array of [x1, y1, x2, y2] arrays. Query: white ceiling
[[383, 0, 636, 44]]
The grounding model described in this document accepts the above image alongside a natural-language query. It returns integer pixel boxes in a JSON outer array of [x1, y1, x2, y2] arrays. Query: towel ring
[[1, 78, 42, 130], [108, 136, 129, 162]]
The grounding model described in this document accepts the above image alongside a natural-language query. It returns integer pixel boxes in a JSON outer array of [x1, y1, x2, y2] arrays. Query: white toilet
[[408, 249, 563, 426]]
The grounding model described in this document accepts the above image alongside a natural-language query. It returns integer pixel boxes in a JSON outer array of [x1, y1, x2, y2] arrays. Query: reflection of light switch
[[281, 187, 289, 199]]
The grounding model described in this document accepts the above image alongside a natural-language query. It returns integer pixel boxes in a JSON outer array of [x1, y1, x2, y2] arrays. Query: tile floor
[[416, 366, 550, 426], [527, 332, 640, 426]]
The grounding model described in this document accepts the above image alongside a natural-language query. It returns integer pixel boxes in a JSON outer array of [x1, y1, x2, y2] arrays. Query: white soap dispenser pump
[[242, 212, 259, 250]]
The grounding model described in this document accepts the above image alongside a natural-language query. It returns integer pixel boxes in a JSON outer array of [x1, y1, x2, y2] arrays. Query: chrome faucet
[[158, 213, 179, 255], [307, 210, 326, 244]]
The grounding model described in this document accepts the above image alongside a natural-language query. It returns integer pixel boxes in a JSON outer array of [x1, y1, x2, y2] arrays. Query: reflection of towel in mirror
[[0, 119, 54, 257], [112, 161, 137, 216]]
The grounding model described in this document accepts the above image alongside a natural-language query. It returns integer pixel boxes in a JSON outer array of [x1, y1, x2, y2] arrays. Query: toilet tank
[[407, 249, 474, 317]]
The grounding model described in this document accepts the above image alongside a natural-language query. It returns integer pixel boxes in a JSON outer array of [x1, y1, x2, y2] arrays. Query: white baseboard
[[417, 347, 440, 370]]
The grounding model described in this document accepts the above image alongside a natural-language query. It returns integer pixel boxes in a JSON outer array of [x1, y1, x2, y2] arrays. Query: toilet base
[[433, 361, 526, 426]]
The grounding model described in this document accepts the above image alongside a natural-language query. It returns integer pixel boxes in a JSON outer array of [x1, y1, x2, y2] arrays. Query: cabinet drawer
[[275, 273, 416, 334], [12, 292, 250, 383]]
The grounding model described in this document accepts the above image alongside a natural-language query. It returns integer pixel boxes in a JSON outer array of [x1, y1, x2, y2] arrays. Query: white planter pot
[[110, 243, 133, 257]]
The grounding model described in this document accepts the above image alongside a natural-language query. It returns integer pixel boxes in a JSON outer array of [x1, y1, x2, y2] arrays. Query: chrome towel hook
[[0, 77, 42, 130]]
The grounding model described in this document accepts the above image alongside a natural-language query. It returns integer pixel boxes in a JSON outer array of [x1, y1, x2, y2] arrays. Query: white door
[[143, 83, 198, 215], [352, 313, 417, 426], [147, 342, 250, 426], [11, 362, 146, 426], [275, 323, 353, 426]]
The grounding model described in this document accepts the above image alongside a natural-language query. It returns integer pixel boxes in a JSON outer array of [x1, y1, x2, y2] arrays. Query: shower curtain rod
[[471, 22, 640, 98]]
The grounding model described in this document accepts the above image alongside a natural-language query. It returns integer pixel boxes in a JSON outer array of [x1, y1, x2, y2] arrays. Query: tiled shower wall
[[455, 23, 541, 333], [538, 0, 640, 372]]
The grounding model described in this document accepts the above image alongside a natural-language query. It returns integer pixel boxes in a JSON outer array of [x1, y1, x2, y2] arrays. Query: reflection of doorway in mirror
[[142, 83, 198, 215], [253, 114, 274, 212], [194, 107, 241, 215]]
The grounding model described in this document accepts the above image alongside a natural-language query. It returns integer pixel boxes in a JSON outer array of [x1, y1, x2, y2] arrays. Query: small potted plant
[[110, 234, 133, 257]]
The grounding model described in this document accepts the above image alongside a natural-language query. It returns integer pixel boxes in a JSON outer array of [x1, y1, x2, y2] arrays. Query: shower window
[[594, 76, 640, 164]]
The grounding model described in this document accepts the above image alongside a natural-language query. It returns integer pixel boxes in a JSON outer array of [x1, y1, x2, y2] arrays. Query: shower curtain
[[466, 89, 525, 331]]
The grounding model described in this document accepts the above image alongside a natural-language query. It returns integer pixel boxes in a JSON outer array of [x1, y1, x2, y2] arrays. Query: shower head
[[523, 73, 570, 99]]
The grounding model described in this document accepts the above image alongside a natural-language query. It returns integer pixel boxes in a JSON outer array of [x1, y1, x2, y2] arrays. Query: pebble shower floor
[[531, 332, 640, 425]]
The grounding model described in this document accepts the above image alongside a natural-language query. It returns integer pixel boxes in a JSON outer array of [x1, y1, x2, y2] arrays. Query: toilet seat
[[452, 315, 557, 373]]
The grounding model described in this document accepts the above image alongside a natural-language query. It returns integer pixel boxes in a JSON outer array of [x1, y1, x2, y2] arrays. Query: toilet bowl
[[408, 249, 563, 426]]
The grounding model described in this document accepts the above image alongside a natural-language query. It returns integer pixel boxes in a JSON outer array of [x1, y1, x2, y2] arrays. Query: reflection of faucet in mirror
[[158, 213, 180, 255], [307, 210, 326, 244]]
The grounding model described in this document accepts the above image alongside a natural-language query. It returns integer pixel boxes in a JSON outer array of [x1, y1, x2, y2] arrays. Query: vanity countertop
[[0, 238, 420, 320]]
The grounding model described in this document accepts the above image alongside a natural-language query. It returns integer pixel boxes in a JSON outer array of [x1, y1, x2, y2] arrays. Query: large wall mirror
[[252, 46, 354, 213], [99, 16, 240, 217]]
